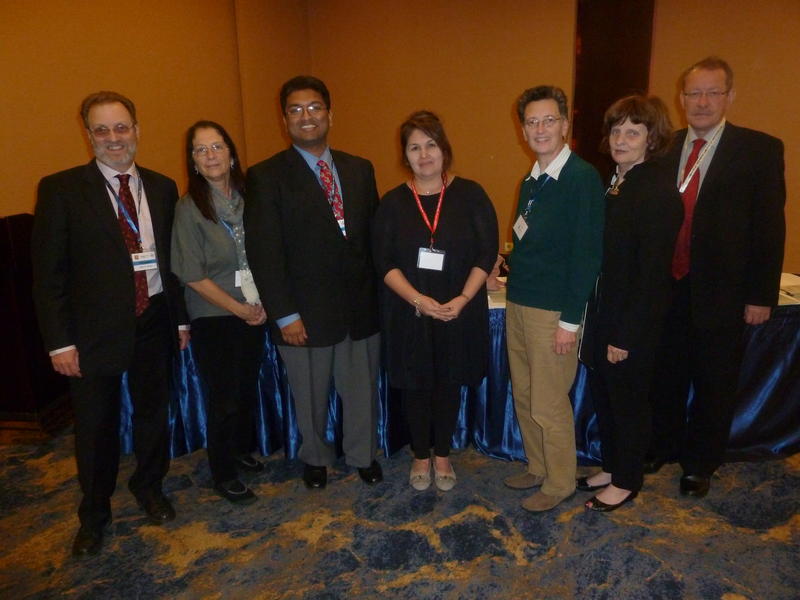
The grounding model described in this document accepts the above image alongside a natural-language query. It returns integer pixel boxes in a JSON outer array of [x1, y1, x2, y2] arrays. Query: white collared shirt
[[530, 143, 572, 181], [678, 119, 726, 190], [96, 159, 163, 298]]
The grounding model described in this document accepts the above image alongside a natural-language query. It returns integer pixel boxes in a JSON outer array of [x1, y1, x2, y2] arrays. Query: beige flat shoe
[[433, 464, 457, 492], [409, 464, 432, 491]]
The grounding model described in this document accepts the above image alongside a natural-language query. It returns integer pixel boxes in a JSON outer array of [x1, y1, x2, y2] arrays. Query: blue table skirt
[[120, 305, 800, 465]]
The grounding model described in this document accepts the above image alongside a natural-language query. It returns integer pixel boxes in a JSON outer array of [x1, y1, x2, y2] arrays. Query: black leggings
[[403, 383, 462, 459]]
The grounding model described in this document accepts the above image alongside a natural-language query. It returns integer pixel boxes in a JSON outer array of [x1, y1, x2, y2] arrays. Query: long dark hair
[[185, 120, 246, 222]]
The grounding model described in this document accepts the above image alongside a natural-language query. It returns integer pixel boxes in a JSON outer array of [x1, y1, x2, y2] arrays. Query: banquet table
[[120, 301, 800, 465]]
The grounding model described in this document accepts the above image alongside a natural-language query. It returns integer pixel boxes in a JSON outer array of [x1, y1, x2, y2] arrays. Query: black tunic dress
[[372, 177, 499, 390]]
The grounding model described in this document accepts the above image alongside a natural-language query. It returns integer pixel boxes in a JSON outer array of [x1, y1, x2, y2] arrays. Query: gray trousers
[[279, 333, 380, 468]]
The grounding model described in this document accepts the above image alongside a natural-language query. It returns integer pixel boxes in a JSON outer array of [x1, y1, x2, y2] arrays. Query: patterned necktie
[[671, 138, 707, 280], [317, 159, 345, 233], [116, 174, 150, 316]]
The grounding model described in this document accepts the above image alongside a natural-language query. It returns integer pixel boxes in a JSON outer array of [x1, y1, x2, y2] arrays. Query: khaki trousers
[[506, 301, 577, 498]]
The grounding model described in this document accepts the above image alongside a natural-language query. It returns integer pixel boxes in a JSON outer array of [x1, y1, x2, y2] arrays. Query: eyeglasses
[[89, 122, 135, 138], [192, 143, 228, 156], [524, 116, 561, 129], [286, 103, 327, 117], [682, 90, 729, 101]]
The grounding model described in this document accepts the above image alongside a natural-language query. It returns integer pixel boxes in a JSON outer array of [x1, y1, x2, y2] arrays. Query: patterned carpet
[[1, 433, 798, 600]]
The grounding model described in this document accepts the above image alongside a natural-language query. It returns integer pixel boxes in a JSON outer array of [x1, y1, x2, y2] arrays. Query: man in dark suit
[[32, 91, 189, 556], [647, 57, 785, 497], [244, 76, 382, 489]]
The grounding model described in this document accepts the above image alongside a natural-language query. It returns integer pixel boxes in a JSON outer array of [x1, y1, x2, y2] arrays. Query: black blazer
[[32, 160, 186, 376], [581, 160, 683, 369], [665, 123, 785, 328], [244, 147, 380, 347]]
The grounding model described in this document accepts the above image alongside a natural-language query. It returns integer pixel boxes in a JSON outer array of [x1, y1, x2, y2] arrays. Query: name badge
[[235, 270, 242, 288], [418, 247, 445, 271], [131, 251, 157, 272], [513, 215, 529, 240]]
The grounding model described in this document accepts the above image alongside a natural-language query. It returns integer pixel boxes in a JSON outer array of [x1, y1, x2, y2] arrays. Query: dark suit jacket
[[244, 147, 380, 347], [32, 160, 186, 376], [581, 160, 683, 370], [665, 123, 785, 328]]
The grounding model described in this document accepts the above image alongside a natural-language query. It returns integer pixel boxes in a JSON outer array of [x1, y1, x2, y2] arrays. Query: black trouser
[[403, 383, 462, 460], [70, 294, 171, 531], [648, 277, 746, 476], [590, 345, 658, 492], [191, 316, 265, 485]]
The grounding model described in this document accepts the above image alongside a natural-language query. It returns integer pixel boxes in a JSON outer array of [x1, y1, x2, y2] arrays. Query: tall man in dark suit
[[244, 76, 383, 489], [647, 57, 785, 497], [32, 91, 189, 556]]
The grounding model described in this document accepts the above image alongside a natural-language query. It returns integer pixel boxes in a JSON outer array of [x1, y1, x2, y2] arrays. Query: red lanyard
[[410, 173, 447, 248]]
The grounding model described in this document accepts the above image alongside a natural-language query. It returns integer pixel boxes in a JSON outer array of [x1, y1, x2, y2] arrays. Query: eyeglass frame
[[523, 116, 562, 129], [682, 89, 730, 101], [88, 122, 137, 138], [285, 102, 327, 117], [192, 142, 228, 157]]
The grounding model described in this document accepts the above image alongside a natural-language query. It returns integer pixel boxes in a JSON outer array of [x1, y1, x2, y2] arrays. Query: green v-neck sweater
[[507, 152, 605, 325]]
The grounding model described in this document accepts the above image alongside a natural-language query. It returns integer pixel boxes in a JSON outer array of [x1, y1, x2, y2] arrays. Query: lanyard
[[411, 173, 447, 248], [219, 219, 236, 239], [522, 174, 550, 217], [678, 122, 723, 194], [105, 176, 144, 242]]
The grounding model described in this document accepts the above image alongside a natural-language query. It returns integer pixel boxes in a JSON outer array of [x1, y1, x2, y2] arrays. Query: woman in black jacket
[[578, 96, 683, 511]]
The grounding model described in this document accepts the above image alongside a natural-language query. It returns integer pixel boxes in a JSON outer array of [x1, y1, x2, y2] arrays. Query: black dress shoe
[[72, 525, 103, 557], [576, 476, 610, 492], [303, 464, 327, 489], [680, 474, 710, 498], [214, 479, 257, 505], [643, 457, 669, 475], [235, 454, 265, 473], [357, 460, 383, 485], [585, 490, 638, 512], [136, 491, 176, 524]]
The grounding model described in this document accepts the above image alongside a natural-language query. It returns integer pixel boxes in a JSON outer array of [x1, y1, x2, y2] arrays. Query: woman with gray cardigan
[[171, 121, 266, 505]]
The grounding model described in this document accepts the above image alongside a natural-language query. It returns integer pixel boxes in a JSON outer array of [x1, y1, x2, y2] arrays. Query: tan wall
[[650, 0, 800, 271], [306, 0, 577, 248], [1, 0, 246, 211], [3, 0, 796, 270], [235, 0, 309, 165]]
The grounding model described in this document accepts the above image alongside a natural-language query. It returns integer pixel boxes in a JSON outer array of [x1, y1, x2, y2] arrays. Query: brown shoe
[[521, 490, 574, 512], [504, 471, 546, 490]]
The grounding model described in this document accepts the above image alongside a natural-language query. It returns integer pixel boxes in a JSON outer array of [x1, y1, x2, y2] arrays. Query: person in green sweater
[[503, 85, 604, 512]]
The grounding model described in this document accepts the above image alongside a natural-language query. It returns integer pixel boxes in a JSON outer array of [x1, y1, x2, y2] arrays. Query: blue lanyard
[[105, 177, 143, 244], [522, 174, 550, 218], [219, 219, 235, 239]]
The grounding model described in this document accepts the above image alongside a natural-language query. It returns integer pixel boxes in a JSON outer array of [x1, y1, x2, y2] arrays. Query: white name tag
[[235, 270, 242, 287], [417, 247, 445, 271], [131, 251, 157, 272], [513, 215, 528, 240]]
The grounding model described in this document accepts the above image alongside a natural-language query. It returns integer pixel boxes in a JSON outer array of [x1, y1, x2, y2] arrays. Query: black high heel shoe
[[585, 490, 638, 512], [576, 476, 610, 492]]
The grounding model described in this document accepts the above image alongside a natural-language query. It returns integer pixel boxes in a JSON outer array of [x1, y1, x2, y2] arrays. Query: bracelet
[[412, 296, 422, 318]]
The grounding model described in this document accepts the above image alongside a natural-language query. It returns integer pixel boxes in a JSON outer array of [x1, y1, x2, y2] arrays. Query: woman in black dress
[[577, 96, 683, 511], [372, 111, 498, 491]]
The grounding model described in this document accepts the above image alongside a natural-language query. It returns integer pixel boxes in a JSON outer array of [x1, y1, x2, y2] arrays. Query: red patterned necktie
[[317, 159, 345, 234], [671, 138, 707, 280], [116, 174, 150, 316]]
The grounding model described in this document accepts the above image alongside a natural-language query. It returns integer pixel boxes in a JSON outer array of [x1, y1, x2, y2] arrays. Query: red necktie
[[671, 138, 707, 280], [116, 174, 150, 316], [317, 160, 345, 234]]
